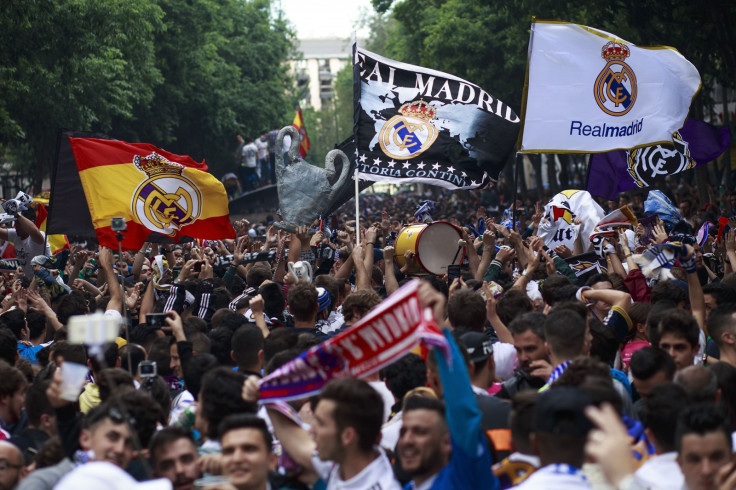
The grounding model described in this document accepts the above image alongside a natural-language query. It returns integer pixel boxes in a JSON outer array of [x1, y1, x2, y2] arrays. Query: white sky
[[276, 0, 374, 39]]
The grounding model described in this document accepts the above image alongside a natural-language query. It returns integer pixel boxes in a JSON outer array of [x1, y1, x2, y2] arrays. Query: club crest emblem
[[131, 153, 202, 236], [627, 130, 694, 188], [378, 100, 438, 160], [594, 42, 637, 116]]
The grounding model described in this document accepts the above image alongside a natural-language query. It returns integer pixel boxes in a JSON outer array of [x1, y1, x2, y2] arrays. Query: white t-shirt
[[311, 448, 401, 490], [634, 452, 683, 489], [255, 138, 269, 159], [368, 380, 395, 424], [241, 143, 258, 168], [380, 411, 402, 451], [8, 228, 51, 277], [512, 464, 591, 489]]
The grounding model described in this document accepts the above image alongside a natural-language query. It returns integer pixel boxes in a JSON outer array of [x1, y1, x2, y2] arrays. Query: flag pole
[[512, 153, 521, 231], [351, 31, 360, 246], [354, 168, 360, 246]]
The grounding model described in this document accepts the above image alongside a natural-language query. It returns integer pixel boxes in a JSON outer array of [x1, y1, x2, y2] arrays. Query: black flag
[[353, 44, 520, 189]]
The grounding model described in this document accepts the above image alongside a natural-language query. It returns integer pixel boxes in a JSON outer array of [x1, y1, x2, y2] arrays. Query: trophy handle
[[324, 149, 351, 205], [275, 126, 301, 179]]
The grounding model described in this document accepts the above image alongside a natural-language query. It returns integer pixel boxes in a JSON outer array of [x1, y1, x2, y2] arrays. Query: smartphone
[[447, 264, 461, 283], [172, 266, 182, 280], [193, 261, 203, 272], [146, 313, 168, 328]]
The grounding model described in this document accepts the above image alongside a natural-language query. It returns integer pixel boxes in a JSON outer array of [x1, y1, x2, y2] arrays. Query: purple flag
[[587, 119, 731, 200]]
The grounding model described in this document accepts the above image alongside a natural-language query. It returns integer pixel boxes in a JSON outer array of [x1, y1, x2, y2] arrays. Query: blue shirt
[[406, 330, 497, 490]]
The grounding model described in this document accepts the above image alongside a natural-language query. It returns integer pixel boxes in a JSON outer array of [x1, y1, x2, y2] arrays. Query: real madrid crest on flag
[[132, 153, 202, 236], [587, 119, 731, 200], [378, 100, 438, 160], [595, 42, 636, 117], [353, 42, 520, 190]]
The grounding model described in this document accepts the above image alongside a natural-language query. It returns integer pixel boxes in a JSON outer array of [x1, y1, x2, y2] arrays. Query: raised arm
[[383, 246, 399, 297], [242, 376, 317, 475], [98, 247, 122, 314], [14, 214, 44, 245]]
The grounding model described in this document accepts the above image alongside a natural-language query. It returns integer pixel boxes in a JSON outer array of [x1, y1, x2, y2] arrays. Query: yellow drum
[[394, 221, 464, 275]]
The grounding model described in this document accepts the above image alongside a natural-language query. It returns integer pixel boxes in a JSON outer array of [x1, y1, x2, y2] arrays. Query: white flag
[[520, 21, 700, 153]]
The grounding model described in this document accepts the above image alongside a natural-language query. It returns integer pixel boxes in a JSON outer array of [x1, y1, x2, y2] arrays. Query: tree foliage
[[372, 0, 736, 114], [0, 0, 297, 190]]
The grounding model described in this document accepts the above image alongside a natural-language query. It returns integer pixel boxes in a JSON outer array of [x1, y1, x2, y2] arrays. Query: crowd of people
[[0, 176, 735, 490]]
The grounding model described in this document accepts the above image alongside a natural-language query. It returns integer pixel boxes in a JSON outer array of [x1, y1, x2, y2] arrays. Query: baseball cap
[[532, 386, 593, 436], [460, 331, 493, 363]]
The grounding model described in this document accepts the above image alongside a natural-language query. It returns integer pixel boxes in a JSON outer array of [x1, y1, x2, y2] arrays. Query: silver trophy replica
[[273, 126, 350, 232]]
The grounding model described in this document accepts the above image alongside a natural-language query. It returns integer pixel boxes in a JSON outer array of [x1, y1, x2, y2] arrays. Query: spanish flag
[[292, 108, 311, 158], [34, 203, 70, 254], [48, 133, 234, 250]]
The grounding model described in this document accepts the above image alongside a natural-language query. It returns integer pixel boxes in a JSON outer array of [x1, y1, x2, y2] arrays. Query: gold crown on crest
[[399, 100, 437, 120], [601, 41, 630, 62], [134, 153, 183, 177]]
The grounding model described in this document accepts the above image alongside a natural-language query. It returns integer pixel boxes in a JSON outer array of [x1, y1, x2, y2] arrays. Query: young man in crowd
[[512, 386, 593, 489], [150, 427, 201, 490], [497, 312, 550, 398], [657, 309, 701, 373], [676, 404, 733, 490], [218, 414, 277, 490], [706, 304, 736, 367], [244, 376, 400, 489], [0, 361, 26, 440]]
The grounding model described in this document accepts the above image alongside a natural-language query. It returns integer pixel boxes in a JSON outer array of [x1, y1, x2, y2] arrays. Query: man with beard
[[150, 427, 200, 490], [0, 361, 27, 440], [397, 282, 497, 489], [496, 313, 550, 399]]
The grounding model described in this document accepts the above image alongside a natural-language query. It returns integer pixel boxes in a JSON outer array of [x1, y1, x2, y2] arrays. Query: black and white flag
[[353, 44, 520, 189]]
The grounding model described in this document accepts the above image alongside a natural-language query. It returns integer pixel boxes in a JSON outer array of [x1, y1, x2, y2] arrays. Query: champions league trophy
[[273, 126, 350, 232]]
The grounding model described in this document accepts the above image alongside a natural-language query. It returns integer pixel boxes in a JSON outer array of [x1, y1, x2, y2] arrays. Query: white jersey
[[311, 448, 401, 490]]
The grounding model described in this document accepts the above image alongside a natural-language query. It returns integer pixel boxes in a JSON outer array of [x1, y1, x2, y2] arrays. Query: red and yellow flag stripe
[[68, 138, 234, 250]]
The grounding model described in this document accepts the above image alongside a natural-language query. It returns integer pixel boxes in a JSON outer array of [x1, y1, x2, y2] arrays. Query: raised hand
[[652, 223, 668, 244], [495, 246, 515, 263]]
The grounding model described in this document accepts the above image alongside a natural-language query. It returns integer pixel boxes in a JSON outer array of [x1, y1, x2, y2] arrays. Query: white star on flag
[[402, 162, 411, 169], [432, 163, 440, 170], [461, 171, 467, 178], [359, 154, 367, 163], [373, 157, 382, 166], [387, 160, 396, 168], [447, 166, 455, 173], [417, 162, 426, 169], [470, 180, 477, 186]]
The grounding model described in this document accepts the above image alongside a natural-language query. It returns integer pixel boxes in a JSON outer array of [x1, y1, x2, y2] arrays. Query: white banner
[[520, 21, 700, 153]]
